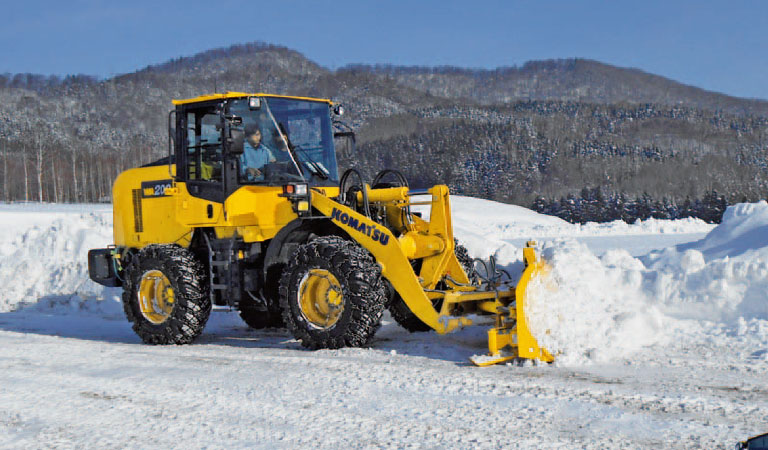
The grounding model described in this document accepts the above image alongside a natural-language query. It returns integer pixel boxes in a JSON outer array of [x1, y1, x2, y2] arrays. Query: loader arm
[[311, 189, 470, 333]]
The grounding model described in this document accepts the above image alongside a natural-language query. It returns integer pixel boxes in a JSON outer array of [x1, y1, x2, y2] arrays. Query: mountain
[[359, 59, 768, 116], [0, 42, 766, 210]]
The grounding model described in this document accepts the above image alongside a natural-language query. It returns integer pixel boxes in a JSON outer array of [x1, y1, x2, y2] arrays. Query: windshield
[[228, 97, 339, 184]]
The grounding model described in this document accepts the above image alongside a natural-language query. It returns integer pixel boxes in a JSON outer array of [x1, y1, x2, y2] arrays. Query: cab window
[[185, 110, 223, 182]]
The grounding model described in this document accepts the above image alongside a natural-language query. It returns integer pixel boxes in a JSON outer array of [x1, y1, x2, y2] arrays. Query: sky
[[2, 0, 767, 100]]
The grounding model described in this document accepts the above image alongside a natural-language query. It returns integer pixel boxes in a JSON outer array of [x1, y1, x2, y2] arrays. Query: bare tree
[[71, 150, 78, 202], [22, 149, 28, 202], [35, 139, 44, 202], [2, 146, 7, 202], [50, 157, 59, 203]]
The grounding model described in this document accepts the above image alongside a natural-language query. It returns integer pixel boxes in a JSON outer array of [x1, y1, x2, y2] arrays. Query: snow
[[0, 197, 765, 449], [524, 200, 768, 368], [0, 203, 119, 315]]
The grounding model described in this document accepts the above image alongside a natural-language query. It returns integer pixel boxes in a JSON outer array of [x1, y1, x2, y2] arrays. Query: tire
[[239, 294, 284, 329], [388, 239, 475, 332], [453, 240, 478, 285], [122, 244, 211, 344], [279, 236, 387, 349]]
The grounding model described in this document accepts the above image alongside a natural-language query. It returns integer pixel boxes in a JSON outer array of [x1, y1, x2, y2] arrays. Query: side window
[[186, 110, 223, 182]]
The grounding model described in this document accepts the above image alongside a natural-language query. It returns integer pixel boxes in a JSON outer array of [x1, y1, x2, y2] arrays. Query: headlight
[[282, 183, 309, 197]]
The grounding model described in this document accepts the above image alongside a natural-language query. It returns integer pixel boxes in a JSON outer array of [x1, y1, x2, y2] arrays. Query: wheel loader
[[87, 92, 552, 366]]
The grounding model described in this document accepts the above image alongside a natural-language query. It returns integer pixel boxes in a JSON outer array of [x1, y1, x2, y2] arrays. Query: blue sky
[[3, 0, 767, 100]]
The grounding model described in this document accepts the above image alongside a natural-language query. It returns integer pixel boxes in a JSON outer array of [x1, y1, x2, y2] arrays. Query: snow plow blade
[[470, 243, 554, 367]]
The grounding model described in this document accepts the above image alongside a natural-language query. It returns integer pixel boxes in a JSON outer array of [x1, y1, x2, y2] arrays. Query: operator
[[241, 124, 276, 180]]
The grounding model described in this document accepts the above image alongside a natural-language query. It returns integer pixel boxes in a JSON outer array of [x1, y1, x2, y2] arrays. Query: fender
[[262, 217, 343, 280], [262, 218, 308, 280]]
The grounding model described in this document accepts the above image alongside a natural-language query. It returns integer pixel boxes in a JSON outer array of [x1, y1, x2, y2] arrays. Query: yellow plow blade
[[470, 243, 554, 367]]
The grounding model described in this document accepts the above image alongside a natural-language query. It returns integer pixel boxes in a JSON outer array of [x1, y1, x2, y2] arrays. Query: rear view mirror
[[224, 115, 244, 155], [228, 126, 244, 155]]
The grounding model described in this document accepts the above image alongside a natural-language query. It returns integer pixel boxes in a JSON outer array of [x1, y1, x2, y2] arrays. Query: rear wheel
[[122, 244, 211, 344], [279, 236, 387, 349], [389, 239, 475, 332]]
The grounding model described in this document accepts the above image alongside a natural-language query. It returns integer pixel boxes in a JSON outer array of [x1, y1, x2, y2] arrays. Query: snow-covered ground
[[0, 197, 765, 449]]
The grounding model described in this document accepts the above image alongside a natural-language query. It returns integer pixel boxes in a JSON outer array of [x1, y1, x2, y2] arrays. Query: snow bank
[[527, 201, 768, 365], [0, 205, 121, 315], [417, 196, 565, 259], [0, 203, 110, 241], [676, 200, 768, 259], [451, 196, 713, 239], [448, 196, 713, 262], [577, 216, 714, 236], [450, 196, 569, 232]]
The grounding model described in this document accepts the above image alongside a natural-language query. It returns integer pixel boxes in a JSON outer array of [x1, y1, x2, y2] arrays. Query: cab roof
[[171, 92, 333, 106]]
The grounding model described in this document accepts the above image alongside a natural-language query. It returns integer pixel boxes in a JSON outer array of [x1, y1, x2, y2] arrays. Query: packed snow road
[[0, 199, 765, 449], [1, 311, 764, 449]]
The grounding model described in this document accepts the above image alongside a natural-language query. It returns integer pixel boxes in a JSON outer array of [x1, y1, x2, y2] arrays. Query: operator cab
[[171, 92, 342, 202], [737, 432, 768, 450]]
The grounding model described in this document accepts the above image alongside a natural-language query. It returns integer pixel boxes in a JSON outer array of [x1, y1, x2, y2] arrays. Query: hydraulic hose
[[339, 168, 371, 217]]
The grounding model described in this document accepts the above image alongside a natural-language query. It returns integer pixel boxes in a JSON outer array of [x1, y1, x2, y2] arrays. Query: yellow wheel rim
[[137, 270, 175, 325], [298, 269, 344, 329]]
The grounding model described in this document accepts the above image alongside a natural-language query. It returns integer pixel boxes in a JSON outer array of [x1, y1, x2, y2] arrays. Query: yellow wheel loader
[[87, 92, 552, 366]]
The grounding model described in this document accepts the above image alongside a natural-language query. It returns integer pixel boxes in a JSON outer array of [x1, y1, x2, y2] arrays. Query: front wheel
[[122, 244, 211, 344], [279, 236, 387, 349]]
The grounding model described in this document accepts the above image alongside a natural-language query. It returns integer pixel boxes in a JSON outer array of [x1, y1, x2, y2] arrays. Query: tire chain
[[279, 236, 387, 349], [122, 244, 211, 344]]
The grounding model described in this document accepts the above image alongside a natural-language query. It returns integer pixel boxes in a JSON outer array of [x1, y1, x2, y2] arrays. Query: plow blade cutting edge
[[470, 244, 554, 367]]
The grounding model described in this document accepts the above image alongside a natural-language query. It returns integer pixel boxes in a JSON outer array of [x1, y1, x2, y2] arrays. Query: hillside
[[0, 42, 766, 209]]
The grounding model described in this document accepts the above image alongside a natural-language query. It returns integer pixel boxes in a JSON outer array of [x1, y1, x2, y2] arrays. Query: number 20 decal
[[154, 184, 171, 196], [141, 179, 174, 198]]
